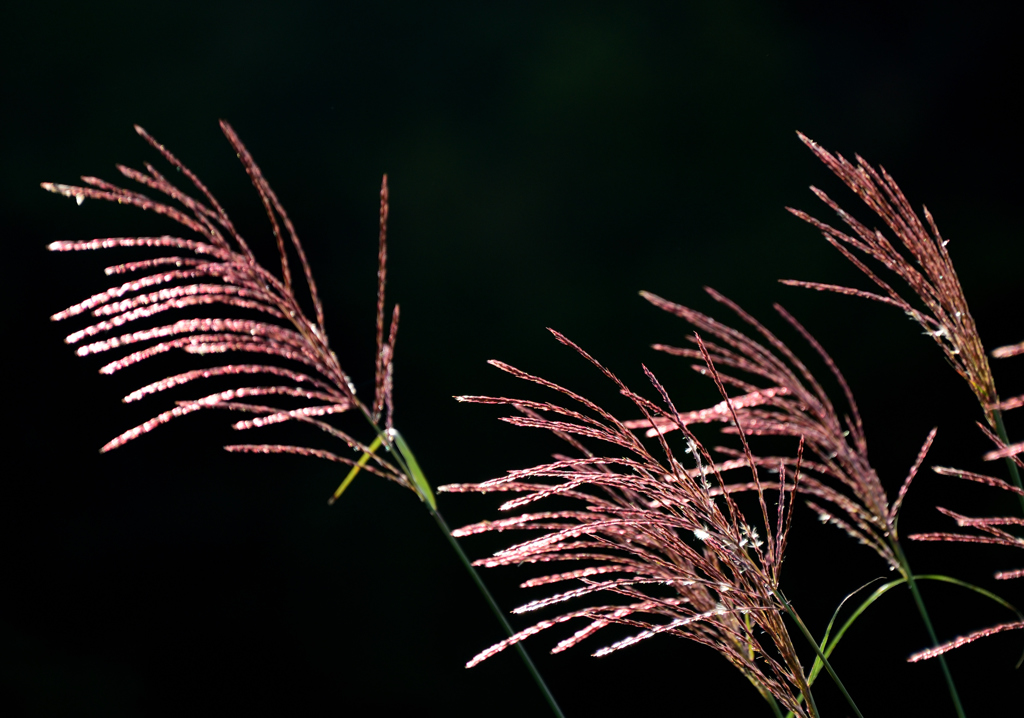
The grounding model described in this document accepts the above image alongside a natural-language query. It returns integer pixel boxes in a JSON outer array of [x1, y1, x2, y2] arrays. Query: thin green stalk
[[334, 406, 565, 718], [993, 409, 1024, 515], [891, 541, 966, 718], [776, 590, 864, 718], [430, 508, 567, 718]]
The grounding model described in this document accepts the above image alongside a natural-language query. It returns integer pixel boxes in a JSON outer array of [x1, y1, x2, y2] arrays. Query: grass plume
[[443, 329, 863, 717]]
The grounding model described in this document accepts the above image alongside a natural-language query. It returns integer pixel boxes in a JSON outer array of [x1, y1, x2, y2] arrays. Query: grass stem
[[430, 508, 567, 718], [776, 590, 864, 718], [891, 541, 966, 718], [340, 407, 565, 717]]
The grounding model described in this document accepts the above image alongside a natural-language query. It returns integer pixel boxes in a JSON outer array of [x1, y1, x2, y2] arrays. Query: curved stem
[[776, 589, 864, 718], [891, 540, 966, 718], [430, 508, 567, 718], [333, 410, 565, 717]]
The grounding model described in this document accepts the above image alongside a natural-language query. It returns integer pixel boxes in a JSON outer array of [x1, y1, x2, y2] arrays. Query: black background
[[2, 2, 1022, 716]]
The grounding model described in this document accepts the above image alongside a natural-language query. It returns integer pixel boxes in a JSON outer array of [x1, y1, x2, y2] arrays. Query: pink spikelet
[[442, 330, 818, 717], [45, 123, 414, 497], [909, 464, 1024, 555], [907, 621, 1024, 663], [992, 341, 1024, 360]]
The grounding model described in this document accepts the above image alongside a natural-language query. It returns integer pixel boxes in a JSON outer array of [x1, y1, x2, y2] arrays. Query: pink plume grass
[[45, 123, 411, 496], [442, 330, 818, 716], [636, 288, 938, 569], [782, 133, 999, 427]]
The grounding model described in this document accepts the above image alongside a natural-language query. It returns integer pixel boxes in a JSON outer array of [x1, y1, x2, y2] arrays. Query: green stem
[[993, 409, 1024, 516], [336, 406, 565, 717], [776, 590, 864, 718], [430, 508, 567, 718], [891, 541, 966, 718]]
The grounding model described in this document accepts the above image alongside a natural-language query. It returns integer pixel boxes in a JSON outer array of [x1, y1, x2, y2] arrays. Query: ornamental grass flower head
[[632, 288, 937, 569], [44, 122, 423, 503], [442, 329, 820, 716], [782, 134, 999, 427]]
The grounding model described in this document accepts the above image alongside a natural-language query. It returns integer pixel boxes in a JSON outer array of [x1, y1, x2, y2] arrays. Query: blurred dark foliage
[[2, 1, 1020, 716]]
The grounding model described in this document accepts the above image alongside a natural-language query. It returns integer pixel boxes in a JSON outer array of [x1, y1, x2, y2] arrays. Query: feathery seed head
[[443, 332, 815, 716], [46, 123, 412, 500], [637, 288, 947, 568], [784, 133, 998, 426]]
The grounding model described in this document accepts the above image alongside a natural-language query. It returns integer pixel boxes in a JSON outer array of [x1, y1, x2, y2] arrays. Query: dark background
[[2, 1, 1021, 716]]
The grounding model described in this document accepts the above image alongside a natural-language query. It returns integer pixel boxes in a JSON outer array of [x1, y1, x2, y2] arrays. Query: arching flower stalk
[[782, 134, 1021, 504], [633, 287, 965, 717], [442, 329, 862, 718], [43, 123, 565, 717]]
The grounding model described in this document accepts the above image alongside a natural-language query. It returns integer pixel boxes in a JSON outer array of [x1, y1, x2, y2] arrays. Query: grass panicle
[[634, 288, 970, 716], [45, 122, 415, 493], [443, 329, 844, 717], [782, 133, 997, 427], [784, 135, 1022, 509]]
